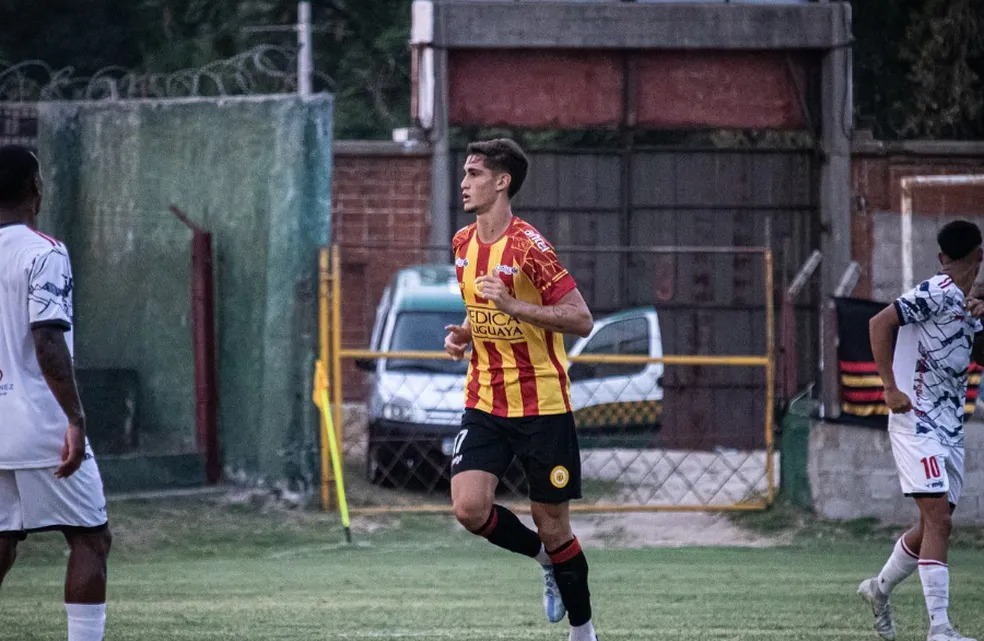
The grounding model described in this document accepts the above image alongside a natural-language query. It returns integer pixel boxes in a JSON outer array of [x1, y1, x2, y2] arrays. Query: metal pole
[[331, 246, 344, 465], [297, 1, 312, 97], [318, 247, 331, 509], [764, 249, 776, 504], [901, 177, 914, 292]]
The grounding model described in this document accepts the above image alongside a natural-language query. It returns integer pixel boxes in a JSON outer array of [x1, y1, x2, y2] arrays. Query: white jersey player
[[859, 220, 984, 641], [0, 145, 111, 641]]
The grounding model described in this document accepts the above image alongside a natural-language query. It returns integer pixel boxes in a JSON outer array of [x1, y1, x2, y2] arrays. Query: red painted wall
[[448, 49, 809, 130]]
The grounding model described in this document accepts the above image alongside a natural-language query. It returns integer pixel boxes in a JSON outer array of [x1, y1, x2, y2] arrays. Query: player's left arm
[[475, 275, 593, 337]]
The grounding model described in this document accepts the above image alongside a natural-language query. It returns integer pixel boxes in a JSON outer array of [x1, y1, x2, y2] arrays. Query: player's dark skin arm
[[32, 325, 86, 477]]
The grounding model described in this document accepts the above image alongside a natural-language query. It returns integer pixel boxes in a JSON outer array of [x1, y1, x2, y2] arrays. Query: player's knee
[[97, 527, 113, 556], [67, 528, 112, 560], [926, 512, 953, 538], [453, 499, 491, 533]]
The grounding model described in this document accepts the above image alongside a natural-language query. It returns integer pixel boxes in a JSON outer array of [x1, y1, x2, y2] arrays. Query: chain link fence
[[322, 244, 777, 513]]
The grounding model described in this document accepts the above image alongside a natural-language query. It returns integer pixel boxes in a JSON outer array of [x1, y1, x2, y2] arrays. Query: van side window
[[572, 317, 649, 379]]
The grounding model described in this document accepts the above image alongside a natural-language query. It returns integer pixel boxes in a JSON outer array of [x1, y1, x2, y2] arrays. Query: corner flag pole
[[319, 384, 351, 543]]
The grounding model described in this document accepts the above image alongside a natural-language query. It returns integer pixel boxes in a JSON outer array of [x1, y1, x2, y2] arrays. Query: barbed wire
[[0, 45, 332, 102]]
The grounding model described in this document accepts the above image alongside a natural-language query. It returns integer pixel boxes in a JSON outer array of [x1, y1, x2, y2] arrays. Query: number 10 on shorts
[[921, 456, 942, 480]]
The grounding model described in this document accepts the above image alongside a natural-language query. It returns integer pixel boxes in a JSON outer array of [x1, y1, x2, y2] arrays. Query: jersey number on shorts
[[920, 456, 942, 480], [452, 429, 469, 457]]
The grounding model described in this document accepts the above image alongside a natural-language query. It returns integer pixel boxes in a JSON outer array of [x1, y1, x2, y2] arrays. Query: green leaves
[[853, 0, 984, 140]]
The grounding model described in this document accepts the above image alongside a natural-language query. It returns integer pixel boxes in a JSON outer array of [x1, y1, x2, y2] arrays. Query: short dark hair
[[938, 220, 983, 261], [466, 138, 528, 198], [0, 145, 40, 206]]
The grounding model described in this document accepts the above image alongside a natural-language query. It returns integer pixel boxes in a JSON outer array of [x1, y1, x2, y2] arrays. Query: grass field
[[4, 494, 984, 641]]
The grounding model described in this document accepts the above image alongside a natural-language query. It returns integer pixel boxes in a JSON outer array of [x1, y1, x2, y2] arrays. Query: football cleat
[[542, 564, 566, 623], [858, 577, 896, 641], [927, 624, 977, 641]]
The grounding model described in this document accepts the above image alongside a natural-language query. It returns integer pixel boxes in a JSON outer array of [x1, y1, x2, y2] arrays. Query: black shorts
[[450, 408, 582, 504]]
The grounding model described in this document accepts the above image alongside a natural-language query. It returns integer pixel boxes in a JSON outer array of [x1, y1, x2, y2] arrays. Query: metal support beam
[[432, 1, 851, 50]]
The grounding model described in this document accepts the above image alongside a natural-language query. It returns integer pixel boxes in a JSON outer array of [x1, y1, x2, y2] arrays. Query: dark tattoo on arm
[[32, 326, 85, 428]]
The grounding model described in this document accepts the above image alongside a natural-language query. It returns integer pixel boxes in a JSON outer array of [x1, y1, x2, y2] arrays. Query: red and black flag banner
[[833, 297, 982, 428]]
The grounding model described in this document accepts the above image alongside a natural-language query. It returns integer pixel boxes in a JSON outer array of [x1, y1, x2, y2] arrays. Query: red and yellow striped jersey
[[452, 216, 577, 417]]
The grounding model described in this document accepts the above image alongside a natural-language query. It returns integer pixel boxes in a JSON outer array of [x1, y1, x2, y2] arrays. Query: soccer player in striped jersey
[[858, 220, 984, 641], [444, 139, 599, 641], [0, 145, 112, 641]]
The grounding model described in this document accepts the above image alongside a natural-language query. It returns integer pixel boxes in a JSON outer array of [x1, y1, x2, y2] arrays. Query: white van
[[360, 265, 664, 485]]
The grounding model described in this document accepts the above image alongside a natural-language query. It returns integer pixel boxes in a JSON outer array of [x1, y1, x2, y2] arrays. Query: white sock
[[534, 544, 551, 566], [918, 562, 950, 628], [66, 603, 106, 641], [570, 619, 596, 641], [877, 536, 920, 595]]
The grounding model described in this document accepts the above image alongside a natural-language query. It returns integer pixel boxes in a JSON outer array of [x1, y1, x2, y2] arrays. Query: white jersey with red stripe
[[0, 222, 76, 468], [889, 273, 983, 447]]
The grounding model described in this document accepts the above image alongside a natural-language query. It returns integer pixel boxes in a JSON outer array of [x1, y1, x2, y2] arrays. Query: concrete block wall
[[851, 140, 984, 299], [809, 420, 984, 524]]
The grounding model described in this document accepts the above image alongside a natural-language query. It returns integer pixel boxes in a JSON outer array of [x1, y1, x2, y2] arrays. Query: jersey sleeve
[[28, 246, 74, 331], [521, 235, 577, 305], [894, 280, 942, 326]]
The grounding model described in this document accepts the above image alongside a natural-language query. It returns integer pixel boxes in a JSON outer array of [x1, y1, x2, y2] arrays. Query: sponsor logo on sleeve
[[523, 229, 550, 253]]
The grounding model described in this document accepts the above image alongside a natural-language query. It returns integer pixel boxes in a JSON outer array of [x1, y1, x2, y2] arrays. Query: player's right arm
[[27, 245, 85, 477], [869, 305, 911, 413], [444, 317, 471, 361], [32, 326, 86, 477]]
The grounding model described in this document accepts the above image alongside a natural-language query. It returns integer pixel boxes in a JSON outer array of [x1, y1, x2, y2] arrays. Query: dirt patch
[[568, 512, 789, 549]]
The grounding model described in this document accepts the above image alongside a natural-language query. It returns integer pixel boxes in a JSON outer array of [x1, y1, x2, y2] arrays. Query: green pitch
[[3, 496, 984, 640]]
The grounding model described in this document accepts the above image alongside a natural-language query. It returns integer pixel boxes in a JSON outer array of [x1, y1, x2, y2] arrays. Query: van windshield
[[386, 311, 468, 375]]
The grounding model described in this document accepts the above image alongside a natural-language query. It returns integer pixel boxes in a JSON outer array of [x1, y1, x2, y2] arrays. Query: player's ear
[[496, 172, 511, 194]]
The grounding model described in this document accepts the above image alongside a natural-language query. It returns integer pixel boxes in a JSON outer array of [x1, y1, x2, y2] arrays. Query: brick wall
[[331, 141, 434, 399], [851, 139, 984, 298]]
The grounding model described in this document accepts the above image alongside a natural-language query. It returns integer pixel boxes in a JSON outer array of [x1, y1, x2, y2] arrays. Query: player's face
[[460, 154, 504, 214]]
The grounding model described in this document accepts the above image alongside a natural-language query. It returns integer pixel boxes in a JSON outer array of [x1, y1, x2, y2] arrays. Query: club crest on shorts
[[550, 465, 570, 489]]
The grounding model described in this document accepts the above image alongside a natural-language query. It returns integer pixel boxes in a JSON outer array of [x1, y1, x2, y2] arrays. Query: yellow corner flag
[[314, 359, 352, 543]]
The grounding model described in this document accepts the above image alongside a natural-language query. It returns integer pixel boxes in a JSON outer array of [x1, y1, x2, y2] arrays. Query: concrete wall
[[851, 139, 984, 299], [809, 420, 984, 524]]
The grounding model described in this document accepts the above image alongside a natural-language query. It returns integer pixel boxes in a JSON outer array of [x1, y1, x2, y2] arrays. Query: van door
[[568, 311, 663, 445]]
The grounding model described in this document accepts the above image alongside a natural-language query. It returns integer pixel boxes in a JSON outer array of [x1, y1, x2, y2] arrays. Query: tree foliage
[[852, 0, 984, 139], [0, 0, 411, 139], [2, 1, 983, 140]]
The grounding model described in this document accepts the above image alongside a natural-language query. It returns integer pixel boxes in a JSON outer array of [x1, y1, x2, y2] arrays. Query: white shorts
[[888, 426, 964, 504], [0, 451, 108, 538]]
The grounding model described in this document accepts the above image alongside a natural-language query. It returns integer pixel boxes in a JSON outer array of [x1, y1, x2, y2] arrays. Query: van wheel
[[366, 442, 397, 487], [366, 442, 383, 485]]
